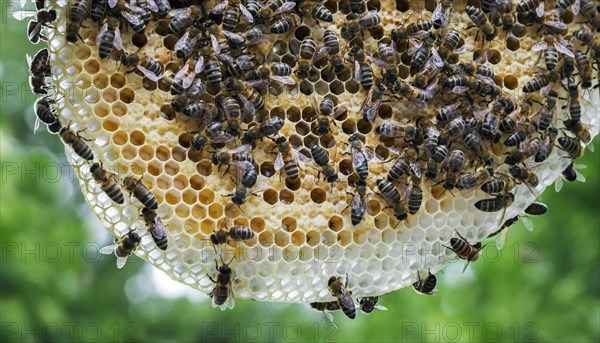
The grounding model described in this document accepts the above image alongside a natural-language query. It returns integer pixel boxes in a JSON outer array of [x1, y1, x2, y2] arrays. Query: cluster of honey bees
[[20, 0, 598, 317]]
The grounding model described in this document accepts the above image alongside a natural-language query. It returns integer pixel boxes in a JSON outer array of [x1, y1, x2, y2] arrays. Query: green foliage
[[1, 6, 598, 342]]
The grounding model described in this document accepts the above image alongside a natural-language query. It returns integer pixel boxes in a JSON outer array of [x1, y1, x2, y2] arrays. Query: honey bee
[[310, 144, 338, 187], [558, 136, 584, 159], [315, 97, 346, 136], [258, 0, 295, 23], [213, 0, 254, 32], [299, 0, 333, 22], [474, 192, 515, 213], [466, 5, 497, 44], [575, 52, 593, 89], [212, 144, 255, 172], [367, 43, 399, 86], [66, 0, 90, 43], [210, 224, 255, 247], [123, 175, 158, 209], [171, 79, 206, 112], [90, 0, 107, 21], [346, 179, 368, 225], [358, 296, 387, 314], [555, 162, 587, 192], [556, 0, 581, 14], [361, 82, 386, 122], [437, 29, 471, 61], [167, 5, 204, 34], [535, 127, 558, 162], [245, 0, 261, 20], [141, 208, 168, 250], [120, 53, 163, 81], [291, 36, 321, 80], [13, 1, 57, 44], [169, 62, 197, 95], [441, 150, 465, 191], [328, 275, 356, 319], [347, 134, 377, 180], [505, 138, 542, 165], [270, 13, 300, 34], [392, 80, 438, 108], [413, 270, 437, 295], [481, 174, 516, 195], [444, 230, 485, 272], [99, 230, 141, 269], [225, 167, 268, 208], [183, 101, 216, 124], [246, 51, 296, 88], [242, 116, 284, 144], [407, 33, 442, 76], [509, 165, 539, 195], [273, 136, 308, 181], [391, 19, 434, 42], [522, 69, 563, 96], [536, 90, 558, 131], [59, 126, 95, 161], [90, 162, 125, 204], [439, 116, 465, 142], [563, 78, 583, 121], [464, 128, 494, 165], [33, 96, 58, 131], [208, 257, 235, 310], [189, 123, 234, 152], [97, 15, 122, 59], [563, 118, 592, 145], [387, 145, 420, 183], [445, 74, 500, 97], [225, 78, 264, 119], [456, 166, 495, 191], [516, 0, 545, 16], [376, 178, 409, 222], [28, 50, 51, 96], [532, 33, 575, 71], [579, 0, 600, 30], [341, 10, 381, 41]]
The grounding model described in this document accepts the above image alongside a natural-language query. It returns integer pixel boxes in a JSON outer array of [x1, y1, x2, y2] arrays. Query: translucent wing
[[122, 11, 142, 26], [554, 42, 574, 57], [109, 0, 118, 8], [239, 95, 256, 121], [182, 71, 196, 89], [545, 20, 567, 30], [274, 2, 296, 15], [223, 30, 245, 44], [572, 0, 580, 14], [34, 117, 41, 134], [213, 0, 228, 14], [297, 150, 312, 163], [137, 65, 160, 81], [96, 23, 108, 46], [113, 27, 123, 51], [239, 4, 254, 23], [146, 0, 159, 12], [211, 34, 221, 53], [169, 7, 190, 18], [554, 177, 563, 192], [432, 3, 450, 26], [229, 144, 253, 154], [211, 133, 235, 144], [354, 60, 361, 81], [99, 242, 118, 255], [453, 86, 469, 94], [274, 153, 284, 171], [521, 216, 534, 232], [352, 148, 366, 169], [174, 62, 189, 80], [352, 191, 366, 217], [410, 163, 422, 178], [536, 2, 545, 17], [366, 55, 388, 69], [577, 172, 586, 183], [496, 226, 510, 250], [531, 41, 547, 52], [333, 102, 349, 119], [195, 55, 205, 73], [430, 48, 444, 68], [116, 256, 129, 269], [374, 305, 388, 311], [587, 142, 594, 152], [174, 31, 190, 52], [270, 75, 296, 85]]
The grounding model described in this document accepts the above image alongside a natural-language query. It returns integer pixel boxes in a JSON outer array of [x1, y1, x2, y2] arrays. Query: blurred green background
[[1, 3, 599, 343]]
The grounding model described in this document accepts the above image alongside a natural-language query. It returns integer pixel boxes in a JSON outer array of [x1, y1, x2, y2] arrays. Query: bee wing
[[99, 242, 118, 255], [429, 48, 444, 68], [274, 152, 284, 171], [410, 163, 422, 178], [270, 75, 296, 86], [297, 149, 312, 164], [333, 102, 349, 119], [211, 34, 221, 53], [223, 30, 245, 44], [374, 305, 388, 311], [114, 27, 123, 51], [182, 71, 196, 89], [531, 41, 547, 52], [323, 311, 335, 325], [536, 2, 545, 17], [367, 55, 388, 69], [351, 148, 366, 169], [137, 65, 159, 81], [122, 11, 142, 25], [197, 109, 214, 132], [354, 60, 361, 81], [544, 20, 567, 30], [453, 44, 473, 55], [211, 133, 235, 144], [225, 290, 235, 310], [432, 2, 450, 26], [587, 142, 595, 152], [12, 10, 37, 20], [239, 4, 254, 23], [174, 62, 189, 80], [452, 86, 469, 94], [539, 83, 553, 97], [229, 144, 253, 154], [146, 0, 159, 12], [96, 23, 108, 46], [554, 42, 574, 57], [116, 255, 129, 269], [352, 191, 366, 216], [195, 55, 205, 73], [245, 79, 270, 89], [169, 7, 191, 18], [274, 2, 296, 15], [407, 39, 423, 56], [576, 171, 586, 183], [572, 0, 580, 15], [109, 0, 118, 8], [239, 95, 256, 121], [554, 176, 564, 192], [174, 31, 190, 52], [521, 216, 534, 232], [213, 0, 228, 14], [27, 20, 43, 42], [495, 225, 510, 250]]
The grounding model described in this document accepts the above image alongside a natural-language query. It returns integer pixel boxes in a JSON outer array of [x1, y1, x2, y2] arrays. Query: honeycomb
[[21, 0, 599, 309]]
